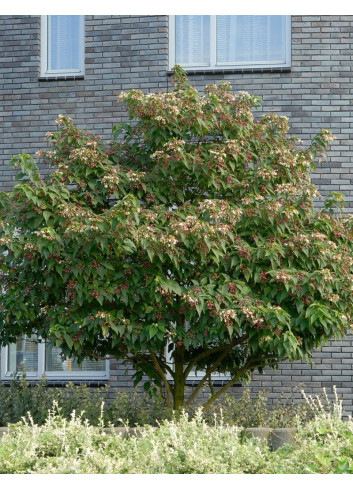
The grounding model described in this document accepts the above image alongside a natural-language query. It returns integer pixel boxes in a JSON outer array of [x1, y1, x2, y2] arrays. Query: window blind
[[175, 15, 210, 66], [216, 15, 286, 65], [45, 343, 106, 372], [48, 15, 81, 71], [171, 15, 289, 70], [8, 335, 38, 373]]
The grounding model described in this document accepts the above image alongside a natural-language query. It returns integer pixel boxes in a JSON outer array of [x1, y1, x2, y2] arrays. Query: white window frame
[[169, 15, 291, 71], [1, 338, 109, 381], [40, 15, 85, 78], [165, 341, 230, 384]]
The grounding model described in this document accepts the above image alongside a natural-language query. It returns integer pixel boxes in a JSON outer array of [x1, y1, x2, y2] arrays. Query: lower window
[[1, 335, 109, 380], [165, 341, 230, 384]]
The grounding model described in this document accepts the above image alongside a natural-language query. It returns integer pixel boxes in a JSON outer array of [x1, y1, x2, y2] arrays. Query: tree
[[1, 67, 352, 410]]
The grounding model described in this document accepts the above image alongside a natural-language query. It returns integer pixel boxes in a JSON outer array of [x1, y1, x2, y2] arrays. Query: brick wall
[[0, 15, 169, 188], [0, 15, 353, 414]]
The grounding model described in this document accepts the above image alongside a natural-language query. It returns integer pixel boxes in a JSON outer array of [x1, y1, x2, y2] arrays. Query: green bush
[[107, 390, 172, 426], [1, 393, 352, 474], [0, 375, 172, 427], [0, 375, 339, 430], [0, 403, 113, 474], [205, 386, 338, 428], [264, 398, 353, 474], [0, 406, 269, 474], [0, 375, 109, 426]]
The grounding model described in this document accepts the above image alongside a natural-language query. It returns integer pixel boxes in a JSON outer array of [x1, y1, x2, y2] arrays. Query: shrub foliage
[[1, 67, 352, 409], [0, 376, 171, 427], [0, 393, 353, 474]]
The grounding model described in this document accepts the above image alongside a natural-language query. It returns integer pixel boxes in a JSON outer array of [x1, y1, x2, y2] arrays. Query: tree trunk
[[173, 343, 185, 410]]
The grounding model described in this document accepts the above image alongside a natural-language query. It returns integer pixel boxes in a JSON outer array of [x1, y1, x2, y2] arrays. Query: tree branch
[[183, 334, 248, 380], [122, 350, 174, 409], [148, 349, 174, 409], [184, 335, 248, 409], [200, 356, 280, 410]]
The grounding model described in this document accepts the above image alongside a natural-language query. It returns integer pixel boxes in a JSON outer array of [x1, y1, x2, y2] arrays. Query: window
[[41, 15, 85, 78], [165, 334, 231, 385], [166, 347, 231, 385], [169, 15, 291, 71], [1, 335, 109, 381]]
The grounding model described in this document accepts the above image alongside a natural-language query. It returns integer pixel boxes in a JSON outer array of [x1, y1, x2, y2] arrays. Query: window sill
[[1, 379, 108, 387], [39, 75, 85, 82], [168, 379, 242, 388], [167, 67, 291, 76]]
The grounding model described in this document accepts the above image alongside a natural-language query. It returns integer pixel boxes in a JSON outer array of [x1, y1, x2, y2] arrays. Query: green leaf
[[143, 381, 151, 392], [64, 334, 74, 349], [146, 248, 155, 261], [149, 325, 158, 339]]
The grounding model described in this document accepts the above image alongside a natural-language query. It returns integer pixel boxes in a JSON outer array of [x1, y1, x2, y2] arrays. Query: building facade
[[1, 15, 353, 412]]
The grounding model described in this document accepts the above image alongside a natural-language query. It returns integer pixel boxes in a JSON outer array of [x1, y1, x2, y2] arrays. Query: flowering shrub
[[0, 66, 352, 410]]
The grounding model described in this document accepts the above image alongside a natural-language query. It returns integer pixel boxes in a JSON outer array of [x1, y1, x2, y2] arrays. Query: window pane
[[216, 15, 286, 64], [175, 15, 210, 66], [45, 343, 106, 372], [8, 335, 38, 373], [48, 15, 81, 71]]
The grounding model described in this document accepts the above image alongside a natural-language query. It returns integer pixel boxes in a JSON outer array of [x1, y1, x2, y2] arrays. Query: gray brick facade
[[1, 15, 353, 414]]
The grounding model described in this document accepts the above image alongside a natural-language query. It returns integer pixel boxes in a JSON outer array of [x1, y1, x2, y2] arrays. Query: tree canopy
[[1, 67, 352, 410]]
